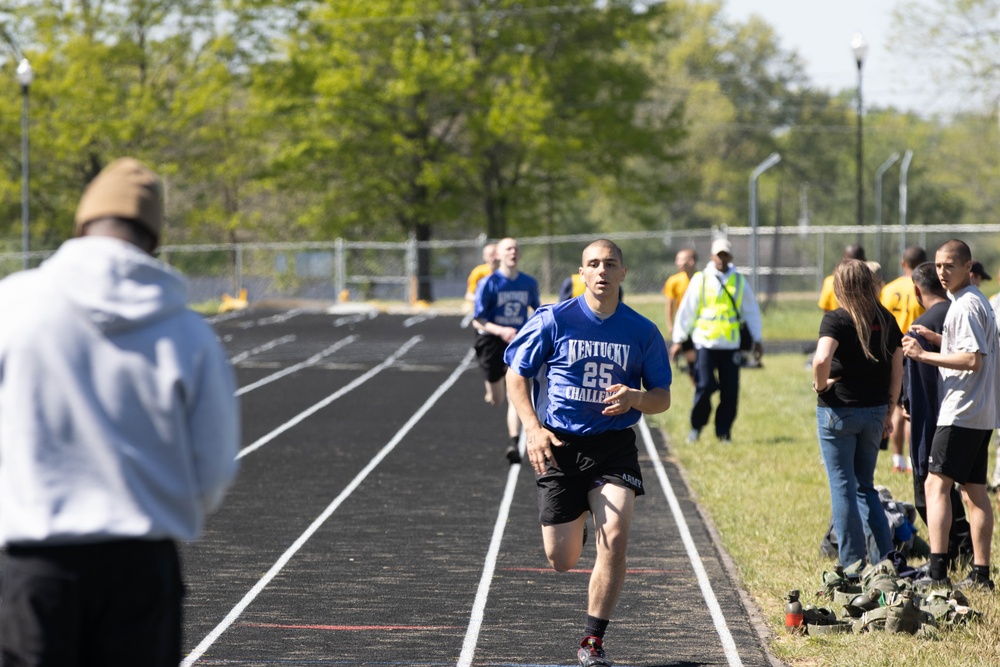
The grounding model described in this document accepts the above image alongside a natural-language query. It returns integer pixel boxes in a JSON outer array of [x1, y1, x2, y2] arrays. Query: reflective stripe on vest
[[695, 272, 744, 344]]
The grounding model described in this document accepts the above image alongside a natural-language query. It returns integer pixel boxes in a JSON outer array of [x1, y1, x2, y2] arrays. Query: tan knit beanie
[[74, 158, 163, 240]]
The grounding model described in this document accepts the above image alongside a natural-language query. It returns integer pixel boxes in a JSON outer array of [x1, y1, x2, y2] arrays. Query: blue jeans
[[816, 405, 894, 568]]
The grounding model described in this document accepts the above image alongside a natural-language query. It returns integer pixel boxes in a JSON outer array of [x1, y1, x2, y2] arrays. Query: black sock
[[584, 615, 609, 640], [929, 553, 948, 580], [509, 436, 519, 447], [972, 564, 991, 581]]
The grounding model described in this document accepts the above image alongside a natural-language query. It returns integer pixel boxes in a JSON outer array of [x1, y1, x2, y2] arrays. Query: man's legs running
[[485, 378, 504, 406], [541, 513, 589, 573], [585, 483, 635, 619]]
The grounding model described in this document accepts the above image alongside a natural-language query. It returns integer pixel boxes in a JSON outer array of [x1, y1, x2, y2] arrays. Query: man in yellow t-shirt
[[881, 245, 927, 333], [880, 244, 927, 473], [463, 243, 498, 313], [664, 248, 697, 383], [818, 244, 866, 311]]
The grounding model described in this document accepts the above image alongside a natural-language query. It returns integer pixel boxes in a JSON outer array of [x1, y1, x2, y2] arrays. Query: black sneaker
[[505, 443, 521, 465], [955, 575, 996, 592], [578, 636, 612, 667]]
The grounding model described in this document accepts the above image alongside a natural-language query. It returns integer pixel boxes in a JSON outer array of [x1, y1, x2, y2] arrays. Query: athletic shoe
[[578, 636, 612, 667], [685, 429, 699, 444], [955, 575, 996, 592], [505, 443, 521, 465]]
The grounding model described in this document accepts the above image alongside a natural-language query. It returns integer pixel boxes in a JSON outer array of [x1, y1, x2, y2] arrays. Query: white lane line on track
[[238, 308, 306, 329], [229, 335, 297, 365], [181, 348, 476, 667], [333, 311, 378, 327], [402, 312, 436, 327], [235, 336, 358, 397], [638, 417, 744, 667], [205, 310, 245, 325], [456, 432, 525, 667], [236, 336, 421, 460]]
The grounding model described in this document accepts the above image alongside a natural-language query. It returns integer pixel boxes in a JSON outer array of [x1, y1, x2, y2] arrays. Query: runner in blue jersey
[[473, 237, 541, 464], [505, 239, 672, 667]]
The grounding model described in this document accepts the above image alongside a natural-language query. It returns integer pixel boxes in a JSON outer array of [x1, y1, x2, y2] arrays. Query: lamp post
[[17, 58, 33, 271], [749, 152, 781, 293], [898, 149, 913, 257], [874, 152, 900, 263], [851, 32, 868, 243]]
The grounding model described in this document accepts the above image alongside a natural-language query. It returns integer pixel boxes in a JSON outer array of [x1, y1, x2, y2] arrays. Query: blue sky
[[723, 0, 948, 114]]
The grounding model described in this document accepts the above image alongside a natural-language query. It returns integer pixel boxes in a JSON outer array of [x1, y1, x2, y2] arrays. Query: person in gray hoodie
[[0, 158, 240, 666]]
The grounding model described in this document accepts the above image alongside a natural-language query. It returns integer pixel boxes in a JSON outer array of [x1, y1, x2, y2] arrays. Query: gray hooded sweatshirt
[[0, 236, 239, 545]]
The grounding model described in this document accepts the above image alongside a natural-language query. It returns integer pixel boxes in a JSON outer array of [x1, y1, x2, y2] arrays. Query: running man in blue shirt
[[473, 237, 540, 464], [505, 239, 672, 667]]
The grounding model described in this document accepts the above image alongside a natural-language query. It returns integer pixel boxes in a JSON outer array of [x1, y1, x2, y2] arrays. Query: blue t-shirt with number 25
[[505, 296, 671, 436]]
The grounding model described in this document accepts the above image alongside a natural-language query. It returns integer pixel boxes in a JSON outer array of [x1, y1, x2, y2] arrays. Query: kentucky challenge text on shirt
[[505, 296, 672, 436]]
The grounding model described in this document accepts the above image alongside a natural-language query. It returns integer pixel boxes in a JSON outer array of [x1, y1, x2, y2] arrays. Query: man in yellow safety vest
[[670, 238, 763, 443]]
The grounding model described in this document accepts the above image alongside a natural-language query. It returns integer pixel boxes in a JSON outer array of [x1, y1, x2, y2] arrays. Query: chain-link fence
[[2, 224, 999, 305]]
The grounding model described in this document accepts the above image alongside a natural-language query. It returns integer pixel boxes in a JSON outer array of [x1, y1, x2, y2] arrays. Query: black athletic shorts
[[474, 332, 508, 383], [535, 426, 644, 526], [928, 424, 992, 485]]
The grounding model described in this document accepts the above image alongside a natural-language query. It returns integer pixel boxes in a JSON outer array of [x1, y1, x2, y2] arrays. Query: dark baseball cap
[[971, 261, 992, 281]]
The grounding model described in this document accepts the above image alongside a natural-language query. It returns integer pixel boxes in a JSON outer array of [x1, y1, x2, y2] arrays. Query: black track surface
[[179, 307, 780, 667]]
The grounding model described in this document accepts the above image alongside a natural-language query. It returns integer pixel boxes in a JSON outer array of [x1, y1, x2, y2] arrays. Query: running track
[[178, 305, 779, 667]]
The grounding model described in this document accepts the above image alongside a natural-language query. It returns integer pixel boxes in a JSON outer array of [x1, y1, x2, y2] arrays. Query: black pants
[[691, 347, 741, 438], [0, 540, 183, 667]]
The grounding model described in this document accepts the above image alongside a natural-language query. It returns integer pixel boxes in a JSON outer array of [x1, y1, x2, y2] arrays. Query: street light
[[898, 149, 913, 257], [749, 152, 781, 293], [874, 151, 900, 263], [17, 58, 33, 271], [851, 32, 868, 243]]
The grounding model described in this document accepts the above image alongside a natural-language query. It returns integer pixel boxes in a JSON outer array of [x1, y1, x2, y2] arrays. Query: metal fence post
[[406, 232, 417, 304], [334, 238, 345, 299], [235, 243, 243, 294]]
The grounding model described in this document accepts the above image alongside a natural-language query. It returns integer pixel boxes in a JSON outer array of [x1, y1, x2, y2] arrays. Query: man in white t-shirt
[[902, 239, 1000, 590]]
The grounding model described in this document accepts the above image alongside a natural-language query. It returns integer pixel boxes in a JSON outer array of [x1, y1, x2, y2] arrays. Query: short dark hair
[[584, 239, 623, 264], [938, 239, 971, 265], [903, 245, 927, 269], [844, 244, 866, 261], [912, 262, 946, 297]]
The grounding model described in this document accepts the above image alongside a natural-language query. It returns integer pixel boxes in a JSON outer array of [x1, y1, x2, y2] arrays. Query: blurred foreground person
[[0, 158, 240, 666]]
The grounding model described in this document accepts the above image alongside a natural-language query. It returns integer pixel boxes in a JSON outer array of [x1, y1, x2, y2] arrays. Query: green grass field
[[646, 352, 1000, 667]]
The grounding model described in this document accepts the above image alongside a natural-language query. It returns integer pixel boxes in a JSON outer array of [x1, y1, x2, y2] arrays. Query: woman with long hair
[[812, 259, 902, 568]]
